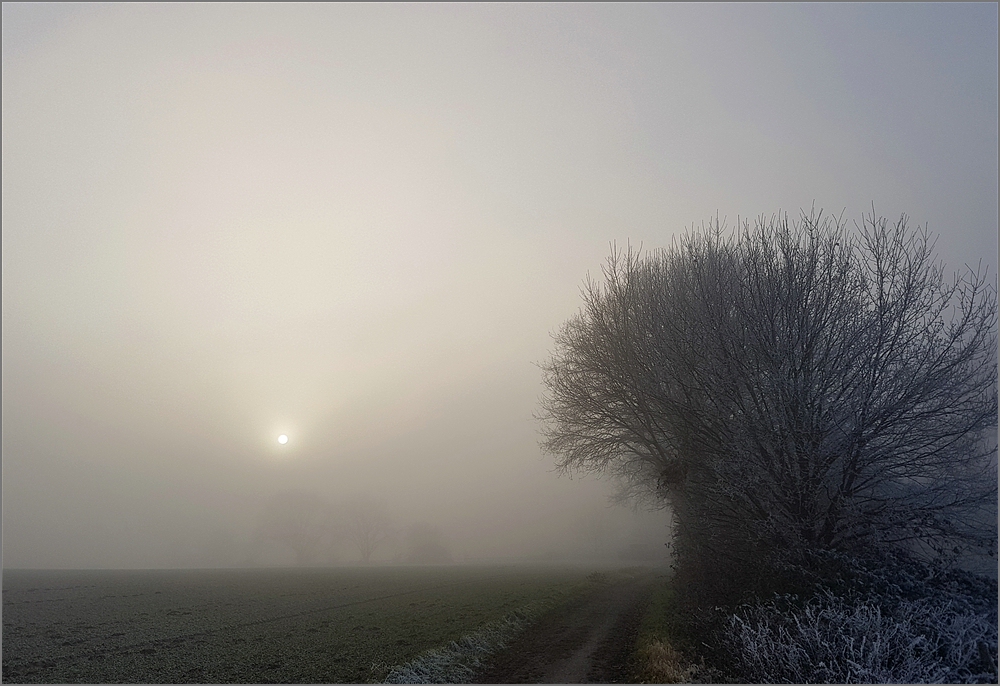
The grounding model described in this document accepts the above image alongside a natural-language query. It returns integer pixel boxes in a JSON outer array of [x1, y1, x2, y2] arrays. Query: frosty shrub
[[775, 547, 999, 616], [722, 590, 998, 684]]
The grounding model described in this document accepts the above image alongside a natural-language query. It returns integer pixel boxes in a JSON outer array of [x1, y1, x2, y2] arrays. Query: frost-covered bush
[[721, 590, 998, 684], [774, 548, 998, 613]]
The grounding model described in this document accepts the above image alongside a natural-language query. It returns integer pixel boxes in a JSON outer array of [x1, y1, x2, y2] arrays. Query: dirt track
[[472, 573, 655, 684]]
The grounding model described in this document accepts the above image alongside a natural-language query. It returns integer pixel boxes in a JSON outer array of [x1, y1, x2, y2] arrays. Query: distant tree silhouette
[[254, 490, 334, 566], [344, 497, 391, 564]]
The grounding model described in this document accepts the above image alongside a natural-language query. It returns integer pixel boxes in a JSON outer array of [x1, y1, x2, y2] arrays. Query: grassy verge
[[383, 602, 545, 683], [631, 571, 707, 684]]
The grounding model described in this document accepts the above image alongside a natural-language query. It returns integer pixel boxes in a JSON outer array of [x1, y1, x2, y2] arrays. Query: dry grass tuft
[[635, 638, 701, 684]]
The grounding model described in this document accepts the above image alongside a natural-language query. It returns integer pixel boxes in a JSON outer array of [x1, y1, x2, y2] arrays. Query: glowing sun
[[277, 434, 288, 445]]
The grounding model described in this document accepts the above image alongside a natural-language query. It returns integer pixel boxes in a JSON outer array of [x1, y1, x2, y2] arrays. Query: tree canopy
[[540, 209, 997, 596]]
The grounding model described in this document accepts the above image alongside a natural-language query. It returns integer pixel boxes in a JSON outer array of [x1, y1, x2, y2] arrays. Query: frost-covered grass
[[383, 604, 542, 684], [722, 590, 998, 684]]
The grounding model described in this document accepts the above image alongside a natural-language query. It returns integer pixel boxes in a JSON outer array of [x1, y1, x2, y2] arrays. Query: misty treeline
[[252, 492, 452, 566], [541, 209, 998, 683]]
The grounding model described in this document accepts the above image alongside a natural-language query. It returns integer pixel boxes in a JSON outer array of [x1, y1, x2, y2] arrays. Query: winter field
[[2, 565, 610, 683]]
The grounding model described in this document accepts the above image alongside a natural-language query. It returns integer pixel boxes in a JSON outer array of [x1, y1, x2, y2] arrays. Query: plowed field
[[3, 566, 606, 683]]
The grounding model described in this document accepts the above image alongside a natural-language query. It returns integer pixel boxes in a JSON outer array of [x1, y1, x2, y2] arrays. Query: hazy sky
[[3, 3, 997, 568]]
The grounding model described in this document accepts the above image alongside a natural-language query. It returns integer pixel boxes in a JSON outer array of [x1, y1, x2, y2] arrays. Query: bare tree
[[540, 209, 997, 589], [344, 497, 391, 564], [254, 490, 335, 566]]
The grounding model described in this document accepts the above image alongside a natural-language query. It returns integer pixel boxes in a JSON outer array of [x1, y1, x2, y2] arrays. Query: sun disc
[[278, 434, 288, 445]]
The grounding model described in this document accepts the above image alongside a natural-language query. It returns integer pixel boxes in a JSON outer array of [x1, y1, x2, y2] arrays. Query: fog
[[3, 4, 996, 569]]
